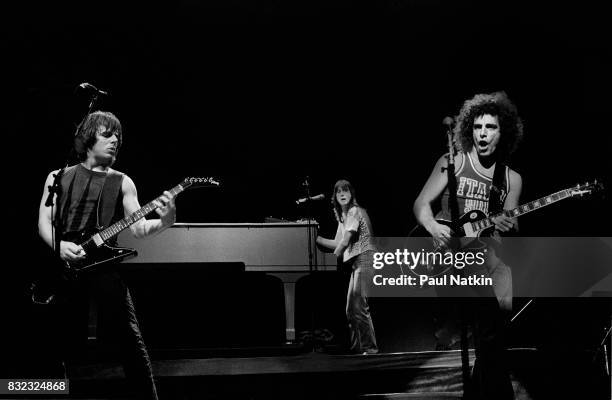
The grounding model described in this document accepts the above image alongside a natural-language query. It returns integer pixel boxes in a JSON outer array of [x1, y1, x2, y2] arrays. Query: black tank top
[[59, 164, 124, 237]]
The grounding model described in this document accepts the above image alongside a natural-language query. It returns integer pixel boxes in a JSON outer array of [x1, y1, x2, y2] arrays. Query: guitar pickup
[[92, 233, 104, 247]]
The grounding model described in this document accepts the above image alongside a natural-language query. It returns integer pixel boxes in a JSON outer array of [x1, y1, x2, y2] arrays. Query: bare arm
[[413, 154, 460, 246], [414, 154, 450, 230], [38, 170, 85, 262], [333, 207, 359, 258], [38, 171, 58, 249], [333, 230, 354, 258], [124, 175, 176, 239], [316, 223, 342, 252]]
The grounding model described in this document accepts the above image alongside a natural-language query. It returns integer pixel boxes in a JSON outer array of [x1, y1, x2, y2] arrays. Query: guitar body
[[30, 230, 137, 304], [30, 176, 221, 304], [407, 178, 604, 281], [407, 210, 496, 279], [63, 230, 137, 274], [409, 209, 494, 241]]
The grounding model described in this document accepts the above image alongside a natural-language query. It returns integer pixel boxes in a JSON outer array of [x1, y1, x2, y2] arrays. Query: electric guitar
[[30, 176, 220, 304], [408, 180, 603, 278]]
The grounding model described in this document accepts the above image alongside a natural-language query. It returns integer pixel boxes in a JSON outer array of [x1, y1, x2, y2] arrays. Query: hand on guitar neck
[[415, 180, 603, 253], [490, 214, 516, 233]]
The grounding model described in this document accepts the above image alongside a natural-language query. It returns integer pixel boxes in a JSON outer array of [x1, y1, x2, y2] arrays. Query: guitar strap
[[488, 160, 506, 215]]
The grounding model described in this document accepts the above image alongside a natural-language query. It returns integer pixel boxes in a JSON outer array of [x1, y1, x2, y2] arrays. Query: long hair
[[74, 111, 123, 161], [331, 179, 359, 223], [453, 91, 523, 162]]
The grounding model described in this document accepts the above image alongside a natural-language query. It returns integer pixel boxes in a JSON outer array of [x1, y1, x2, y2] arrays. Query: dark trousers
[[468, 297, 514, 400], [59, 270, 158, 400], [435, 271, 514, 400]]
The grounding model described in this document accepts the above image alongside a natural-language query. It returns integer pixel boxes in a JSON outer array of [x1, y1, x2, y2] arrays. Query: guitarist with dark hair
[[413, 92, 523, 400], [38, 111, 175, 400]]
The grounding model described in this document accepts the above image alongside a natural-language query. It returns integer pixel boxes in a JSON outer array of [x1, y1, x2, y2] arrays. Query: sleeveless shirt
[[58, 164, 125, 238], [438, 152, 509, 220]]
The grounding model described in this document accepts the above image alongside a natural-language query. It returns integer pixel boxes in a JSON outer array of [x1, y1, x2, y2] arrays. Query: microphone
[[296, 194, 325, 204], [442, 116, 454, 128], [78, 82, 109, 96]]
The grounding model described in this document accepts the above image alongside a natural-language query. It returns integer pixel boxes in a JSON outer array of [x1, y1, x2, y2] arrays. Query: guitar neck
[[97, 183, 187, 242], [472, 188, 572, 232]]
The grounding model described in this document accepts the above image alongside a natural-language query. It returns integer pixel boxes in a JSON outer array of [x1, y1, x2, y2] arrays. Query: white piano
[[118, 222, 337, 342]]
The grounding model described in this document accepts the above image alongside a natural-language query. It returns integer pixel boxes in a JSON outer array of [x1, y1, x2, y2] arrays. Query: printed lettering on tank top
[[456, 176, 507, 214]]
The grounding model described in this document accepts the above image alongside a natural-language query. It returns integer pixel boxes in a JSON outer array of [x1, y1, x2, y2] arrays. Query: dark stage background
[[7, 0, 610, 238], [3, 0, 611, 374], [8, 0, 611, 239]]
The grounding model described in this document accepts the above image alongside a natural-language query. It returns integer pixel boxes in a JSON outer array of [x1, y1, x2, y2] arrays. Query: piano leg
[[269, 272, 310, 343]]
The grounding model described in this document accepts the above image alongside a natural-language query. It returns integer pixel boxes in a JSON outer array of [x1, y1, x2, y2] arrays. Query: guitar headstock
[[181, 177, 221, 189], [568, 180, 604, 198]]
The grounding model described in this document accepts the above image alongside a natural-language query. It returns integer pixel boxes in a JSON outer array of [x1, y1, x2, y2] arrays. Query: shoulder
[[44, 164, 80, 182], [106, 167, 126, 187], [434, 152, 464, 170], [351, 206, 371, 222], [108, 167, 126, 177], [43, 166, 73, 186], [435, 153, 449, 168], [346, 206, 364, 224], [348, 206, 361, 218], [455, 151, 465, 166], [120, 173, 137, 195], [42, 170, 59, 192], [45, 169, 60, 182], [507, 167, 522, 190]]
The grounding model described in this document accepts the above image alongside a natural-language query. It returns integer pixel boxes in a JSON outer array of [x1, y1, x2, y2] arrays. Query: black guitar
[[408, 180, 603, 278], [30, 176, 220, 304]]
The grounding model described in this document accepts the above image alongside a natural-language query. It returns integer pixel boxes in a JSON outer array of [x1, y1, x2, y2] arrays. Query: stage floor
[[10, 346, 610, 399]]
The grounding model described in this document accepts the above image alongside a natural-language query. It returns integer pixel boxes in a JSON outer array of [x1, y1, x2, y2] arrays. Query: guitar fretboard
[[470, 188, 572, 232], [97, 183, 187, 242]]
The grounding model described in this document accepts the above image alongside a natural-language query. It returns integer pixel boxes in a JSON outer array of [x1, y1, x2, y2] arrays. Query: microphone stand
[[33, 90, 100, 304], [300, 177, 321, 351], [440, 118, 472, 397], [441, 120, 459, 227], [303, 177, 317, 276]]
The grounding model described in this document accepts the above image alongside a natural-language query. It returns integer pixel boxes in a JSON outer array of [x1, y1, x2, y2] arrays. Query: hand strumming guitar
[[60, 240, 86, 262], [425, 220, 452, 249]]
